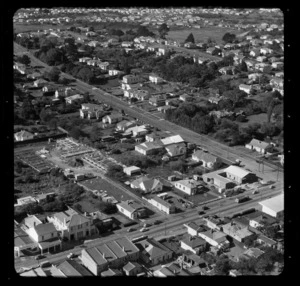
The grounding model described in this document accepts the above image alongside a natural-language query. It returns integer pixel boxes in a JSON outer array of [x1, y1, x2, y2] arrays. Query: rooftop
[[57, 259, 93, 277], [224, 165, 251, 178], [259, 194, 284, 213]]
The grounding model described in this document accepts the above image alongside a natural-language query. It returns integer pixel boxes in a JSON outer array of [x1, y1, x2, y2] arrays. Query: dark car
[[35, 255, 46, 260], [198, 211, 206, 215], [40, 261, 51, 268], [153, 220, 162, 225], [202, 206, 209, 211]]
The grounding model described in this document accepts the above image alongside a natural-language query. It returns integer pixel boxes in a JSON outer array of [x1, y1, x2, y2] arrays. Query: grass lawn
[[77, 199, 99, 213], [238, 113, 268, 128], [101, 78, 120, 89], [167, 26, 239, 44]]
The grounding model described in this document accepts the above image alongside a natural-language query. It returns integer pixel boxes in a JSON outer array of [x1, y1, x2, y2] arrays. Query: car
[[140, 227, 149, 232], [40, 261, 51, 268], [252, 190, 259, 194], [202, 206, 209, 211], [269, 185, 275, 189], [67, 253, 76, 259], [35, 255, 46, 260], [127, 227, 135, 232], [153, 220, 162, 225], [198, 211, 206, 215]]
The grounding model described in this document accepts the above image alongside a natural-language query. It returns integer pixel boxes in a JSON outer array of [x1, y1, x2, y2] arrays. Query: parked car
[[35, 255, 46, 260], [202, 206, 209, 211], [252, 190, 259, 194], [140, 227, 149, 232], [40, 261, 51, 268], [198, 211, 206, 215], [153, 220, 162, 225], [127, 227, 135, 232], [67, 253, 76, 259], [269, 185, 275, 189]]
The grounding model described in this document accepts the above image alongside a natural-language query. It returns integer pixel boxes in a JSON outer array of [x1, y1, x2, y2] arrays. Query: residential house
[[245, 138, 273, 154], [145, 131, 169, 142], [233, 54, 245, 65], [116, 200, 147, 219], [179, 93, 192, 102], [271, 62, 284, 69], [24, 219, 61, 254], [149, 74, 164, 84], [131, 176, 163, 194], [244, 59, 257, 70], [42, 85, 56, 93], [249, 48, 261, 57], [27, 72, 43, 80], [202, 169, 237, 193], [148, 195, 176, 214], [257, 234, 277, 248], [242, 248, 265, 259], [123, 261, 143, 276], [135, 238, 173, 266], [116, 120, 136, 132], [55, 259, 93, 277], [256, 55, 267, 62], [165, 143, 186, 158], [79, 57, 92, 63], [123, 166, 141, 176], [258, 194, 284, 219], [249, 213, 277, 229], [33, 79, 48, 87], [192, 150, 220, 168], [208, 96, 224, 104], [161, 135, 185, 146], [102, 113, 122, 124], [270, 77, 284, 89], [184, 221, 208, 237], [122, 74, 140, 84], [224, 165, 257, 185], [149, 95, 166, 106], [100, 269, 123, 277], [198, 229, 230, 249], [248, 73, 263, 81], [206, 47, 217, 54], [222, 221, 255, 243], [255, 63, 272, 73], [98, 62, 110, 71], [87, 41, 100, 47], [14, 130, 34, 141], [124, 125, 148, 137], [108, 69, 124, 76], [65, 94, 84, 104], [157, 105, 176, 113], [203, 216, 224, 231], [153, 263, 189, 277], [174, 179, 201, 196], [80, 103, 104, 120], [55, 87, 79, 98], [135, 141, 164, 156], [219, 66, 235, 75], [121, 41, 134, 48], [47, 208, 97, 241], [180, 234, 207, 255], [81, 237, 140, 276], [14, 222, 37, 258], [260, 47, 273, 55], [239, 84, 253, 95], [13, 62, 27, 74]]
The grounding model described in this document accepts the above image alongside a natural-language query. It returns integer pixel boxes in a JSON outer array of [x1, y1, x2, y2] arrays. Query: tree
[[17, 55, 31, 66], [46, 66, 61, 82], [158, 23, 169, 39], [239, 61, 248, 72], [76, 67, 95, 83], [184, 33, 195, 43], [222, 32, 236, 43], [215, 257, 231, 275], [136, 26, 155, 37]]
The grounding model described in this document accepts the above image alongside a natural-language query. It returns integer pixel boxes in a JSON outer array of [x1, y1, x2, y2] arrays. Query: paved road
[[14, 42, 284, 184], [15, 183, 282, 272]]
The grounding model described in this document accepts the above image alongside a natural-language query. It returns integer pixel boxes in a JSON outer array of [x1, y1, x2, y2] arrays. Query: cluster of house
[[18, 192, 283, 277], [14, 207, 98, 258]]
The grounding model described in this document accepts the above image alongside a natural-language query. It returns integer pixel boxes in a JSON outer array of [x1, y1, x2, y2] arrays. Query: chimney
[[103, 253, 105, 259], [122, 246, 125, 252]]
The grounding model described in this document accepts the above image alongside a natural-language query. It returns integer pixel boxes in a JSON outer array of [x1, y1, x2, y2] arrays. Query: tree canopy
[[222, 32, 236, 43], [184, 33, 195, 43]]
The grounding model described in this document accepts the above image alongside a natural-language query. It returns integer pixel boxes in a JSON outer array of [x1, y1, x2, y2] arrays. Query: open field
[[167, 26, 239, 44], [14, 23, 71, 34]]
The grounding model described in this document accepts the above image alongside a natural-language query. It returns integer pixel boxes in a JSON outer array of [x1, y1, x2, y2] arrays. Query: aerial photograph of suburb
[[13, 7, 284, 277]]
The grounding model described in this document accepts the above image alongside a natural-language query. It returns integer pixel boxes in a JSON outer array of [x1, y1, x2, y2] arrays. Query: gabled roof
[[57, 259, 93, 277], [224, 165, 251, 178], [248, 138, 271, 149], [52, 209, 90, 227], [141, 178, 162, 191], [117, 201, 144, 214], [181, 234, 206, 248], [138, 238, 171, 259], [34, 223, 57, 236], [193, 150, 218, 163], [15, 130, 33, 138], [123, 261, 141, 272], [161, 135, 185, 146]]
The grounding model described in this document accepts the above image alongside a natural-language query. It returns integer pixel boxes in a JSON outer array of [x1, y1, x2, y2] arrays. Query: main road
[[14, 42, 283, 184], [15, 182, 282, 272]]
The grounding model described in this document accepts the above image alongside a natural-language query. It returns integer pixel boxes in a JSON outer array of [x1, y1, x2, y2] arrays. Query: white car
[[140, 227, 149, 232]]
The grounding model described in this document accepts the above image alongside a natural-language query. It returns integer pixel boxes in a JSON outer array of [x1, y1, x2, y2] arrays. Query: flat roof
[[224, 165, 250, 178], [259, 194, 284, 213]]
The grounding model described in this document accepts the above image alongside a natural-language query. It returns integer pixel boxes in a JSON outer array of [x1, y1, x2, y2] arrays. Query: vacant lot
[[79, 177, 132, 201], [167, 26, 239, 44]]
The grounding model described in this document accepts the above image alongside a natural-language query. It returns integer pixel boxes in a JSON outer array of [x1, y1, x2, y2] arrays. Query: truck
[[235, 196, 250, 203]]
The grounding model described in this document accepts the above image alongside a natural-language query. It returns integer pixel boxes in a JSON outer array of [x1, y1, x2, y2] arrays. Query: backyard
[[238, 113, 268, 128]]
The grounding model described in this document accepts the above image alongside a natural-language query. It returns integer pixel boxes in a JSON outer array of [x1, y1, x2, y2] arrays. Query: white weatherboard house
[[245, 139, 273, 154], [259, 194, 284, 219]]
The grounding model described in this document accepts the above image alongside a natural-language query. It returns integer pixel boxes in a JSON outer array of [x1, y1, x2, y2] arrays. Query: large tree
[[158, 23, 170, 39], [184, 33, 195, 43], [222, 32, 236, 43]]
